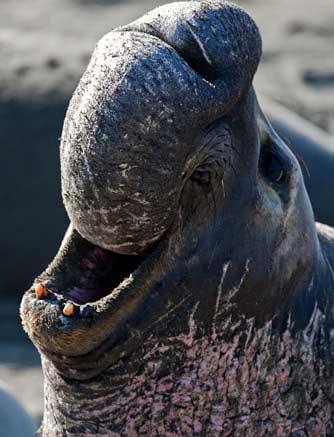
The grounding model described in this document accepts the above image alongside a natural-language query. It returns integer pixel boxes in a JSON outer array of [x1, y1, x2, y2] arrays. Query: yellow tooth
[[35, 283, 48, 299], [63, 302, 75, 317]]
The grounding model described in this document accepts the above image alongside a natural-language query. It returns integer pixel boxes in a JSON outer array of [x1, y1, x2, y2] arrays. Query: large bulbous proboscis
[[61, 1, 262, 254]]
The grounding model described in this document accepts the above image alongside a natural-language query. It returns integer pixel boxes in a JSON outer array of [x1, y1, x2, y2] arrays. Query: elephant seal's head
[[61, 0, 261, 255], [21, 1, 325, 382]]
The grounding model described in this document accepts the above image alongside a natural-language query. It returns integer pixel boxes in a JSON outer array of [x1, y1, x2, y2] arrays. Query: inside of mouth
[[64, 245, 147, 305]]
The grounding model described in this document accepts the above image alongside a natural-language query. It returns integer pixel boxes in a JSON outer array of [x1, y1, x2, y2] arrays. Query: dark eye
[[260, 151, 286, 184]]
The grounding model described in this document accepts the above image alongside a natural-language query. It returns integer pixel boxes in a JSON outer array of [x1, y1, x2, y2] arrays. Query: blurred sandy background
[[0, 0, 333, 427]]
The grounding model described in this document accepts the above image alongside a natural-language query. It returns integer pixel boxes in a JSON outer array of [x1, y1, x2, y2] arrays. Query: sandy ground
[[0, 0, 333, 426]]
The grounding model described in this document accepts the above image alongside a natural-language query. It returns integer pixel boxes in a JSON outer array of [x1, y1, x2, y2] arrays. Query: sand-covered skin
[[0, 0, 333, 426]]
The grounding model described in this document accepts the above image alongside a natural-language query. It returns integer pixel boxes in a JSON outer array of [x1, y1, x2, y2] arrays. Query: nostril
[[130, 21, 217, 83], [119, 1, 261, 89]]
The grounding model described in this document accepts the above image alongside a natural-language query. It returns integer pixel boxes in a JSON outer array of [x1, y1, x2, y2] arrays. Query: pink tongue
[[67, 287, 107, 304]]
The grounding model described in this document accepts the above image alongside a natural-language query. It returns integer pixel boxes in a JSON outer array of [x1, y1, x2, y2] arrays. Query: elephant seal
[[21, 1, 334, 435]]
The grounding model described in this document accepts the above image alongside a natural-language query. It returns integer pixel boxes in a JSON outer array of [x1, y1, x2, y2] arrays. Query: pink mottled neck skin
[[41, 308, 334, 437]]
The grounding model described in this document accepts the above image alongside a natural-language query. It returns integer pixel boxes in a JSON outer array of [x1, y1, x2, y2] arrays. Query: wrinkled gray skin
[[21, 1, 334, 435]]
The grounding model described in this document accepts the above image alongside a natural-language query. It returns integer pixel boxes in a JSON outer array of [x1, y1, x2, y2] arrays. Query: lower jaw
[[40, 314, 145, 381]]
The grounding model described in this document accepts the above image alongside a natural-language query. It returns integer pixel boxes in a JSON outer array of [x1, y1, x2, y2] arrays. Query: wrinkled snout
[[61, 1, 262, 254], [61, 32, 189, 255]]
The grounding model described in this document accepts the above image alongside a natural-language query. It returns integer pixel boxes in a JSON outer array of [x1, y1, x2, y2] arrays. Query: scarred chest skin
[[42, 309, 334, 437]]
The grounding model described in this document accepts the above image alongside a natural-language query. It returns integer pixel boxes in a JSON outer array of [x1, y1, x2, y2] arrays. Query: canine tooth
[[35, 283, 48, 299], [63, 302, 75, 317]]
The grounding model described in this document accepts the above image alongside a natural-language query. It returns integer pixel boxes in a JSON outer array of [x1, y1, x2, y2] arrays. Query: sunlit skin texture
[[20, 2, 334, 436]]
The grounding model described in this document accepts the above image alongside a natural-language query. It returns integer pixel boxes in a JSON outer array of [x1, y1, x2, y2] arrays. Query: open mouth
[[57, 243, 149, 305], [20, 224, 166, 378], [36, 225, 159, 307]]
